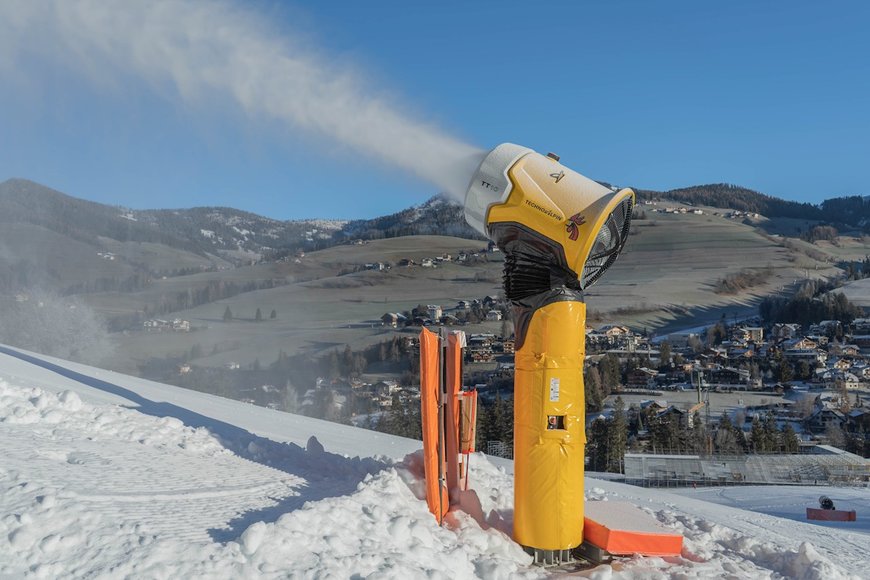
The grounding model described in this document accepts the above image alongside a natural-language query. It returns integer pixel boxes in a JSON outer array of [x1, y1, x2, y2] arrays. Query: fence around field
[[623, 450, 870, 488]]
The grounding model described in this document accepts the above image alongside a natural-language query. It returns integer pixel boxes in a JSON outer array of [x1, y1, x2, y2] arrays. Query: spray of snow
[[0, 0, 484, 201]]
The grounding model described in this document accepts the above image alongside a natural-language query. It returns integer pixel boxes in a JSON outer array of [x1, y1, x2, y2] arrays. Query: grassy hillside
[[6, 177, 870, 377], [82, 209, 869, 375]]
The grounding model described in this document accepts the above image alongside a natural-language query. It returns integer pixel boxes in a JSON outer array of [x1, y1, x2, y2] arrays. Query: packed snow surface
[[0, 345, 867, 578]]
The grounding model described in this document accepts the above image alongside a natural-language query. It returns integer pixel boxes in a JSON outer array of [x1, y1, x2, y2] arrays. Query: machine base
[[573, 541, 610, 565], [522, 547, 575, 567]]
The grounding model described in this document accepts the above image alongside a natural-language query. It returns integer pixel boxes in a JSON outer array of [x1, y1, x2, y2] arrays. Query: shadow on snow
[[0, 345, 391, 543]]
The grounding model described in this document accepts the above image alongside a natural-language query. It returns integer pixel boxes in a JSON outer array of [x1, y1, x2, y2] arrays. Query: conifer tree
[[762, 412, 779, 452], [587, 418, 609, 472], [781, 423, 799, 453], [658, 341, 672, 369], [690, 411, 706, 453], [750, 416, 765, 452], [606, 397, 628, 472], [584, 366, 603, 412]]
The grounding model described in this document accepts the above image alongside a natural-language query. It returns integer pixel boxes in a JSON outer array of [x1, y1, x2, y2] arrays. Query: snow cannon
[[464, 143, 634, 557], [807, 496, 856, 522]]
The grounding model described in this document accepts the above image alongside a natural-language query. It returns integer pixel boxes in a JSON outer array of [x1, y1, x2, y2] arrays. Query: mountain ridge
[[2, 176, 868, 295]]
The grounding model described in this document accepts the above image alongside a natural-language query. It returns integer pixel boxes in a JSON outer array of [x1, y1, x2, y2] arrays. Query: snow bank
[[0, 380, 226, 455], [1, 358, 867, 579]]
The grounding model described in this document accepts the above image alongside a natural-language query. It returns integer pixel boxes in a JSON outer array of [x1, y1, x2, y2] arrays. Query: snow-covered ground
[[1, 344, 867, 578], [671, 486, 870, 536]]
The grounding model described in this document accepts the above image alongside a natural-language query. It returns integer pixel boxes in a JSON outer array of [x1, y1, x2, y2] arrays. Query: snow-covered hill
[[0, 345, 866, 578]]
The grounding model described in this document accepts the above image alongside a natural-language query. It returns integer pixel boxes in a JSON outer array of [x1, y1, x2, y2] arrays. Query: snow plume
[[0, 0, 484, 201], [0, 290, 112, 365]]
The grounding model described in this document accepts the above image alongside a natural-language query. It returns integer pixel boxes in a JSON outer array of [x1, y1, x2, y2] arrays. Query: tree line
[[760, 279, 863, 328]]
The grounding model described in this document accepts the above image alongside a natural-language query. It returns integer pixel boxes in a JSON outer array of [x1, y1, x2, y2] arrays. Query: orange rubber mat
[[806, 508, 856, 522], [584, 501, 683, 556]]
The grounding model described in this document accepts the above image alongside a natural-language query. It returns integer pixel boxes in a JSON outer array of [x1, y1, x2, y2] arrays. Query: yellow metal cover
[[486, 153, 634, 279], [512, 300, 586, 550]]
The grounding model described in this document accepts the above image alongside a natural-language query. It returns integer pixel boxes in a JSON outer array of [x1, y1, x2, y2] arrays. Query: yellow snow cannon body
[[463, 143, 634, 559]]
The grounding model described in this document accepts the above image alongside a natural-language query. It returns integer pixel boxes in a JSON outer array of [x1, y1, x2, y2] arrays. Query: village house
[[809, 320, 842, 336], [655, 404, 704, 430], [830, 343, 860, 357], [371, 380, 400, 398], [469, 333, 497, 347], [601, 324, 631, 338], [784, 347, 827, 365], [143, 318, 190, 332], [785, 337, 818, 350], [822, 371, 863, 390], [727, 346, 755, 362], [486, 310, 503, 321], [846, 408, 870, 436], [639, 399, 669, 413], [850, 362, 870, 379], [771, 323, 802, 340], [440, 314, 460, 326], [707, 366, 752, 389], [381, 312, 406, 328], [469, 350, 495, 363], [493, 361, 515, 378], [742, 327, 764, 343], [829, 357, 852, 371], [805, 334, 829, 346], [627, 368, 658, 390], [483, 295, 500, 308], [806, 407, 847, 433], [143, 319, 168, 331], [172, 319, 190, 332]]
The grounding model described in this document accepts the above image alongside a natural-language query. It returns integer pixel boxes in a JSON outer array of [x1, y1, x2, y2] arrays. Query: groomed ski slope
[[0, 345, 866, 579]]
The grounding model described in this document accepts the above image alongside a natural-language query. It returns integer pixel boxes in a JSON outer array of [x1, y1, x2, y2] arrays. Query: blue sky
[[1, 1, 868, 220]]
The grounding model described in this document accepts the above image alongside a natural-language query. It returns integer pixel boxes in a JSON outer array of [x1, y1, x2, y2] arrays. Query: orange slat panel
[[445, 332, 462, 500], [419, 328, 447, 522]]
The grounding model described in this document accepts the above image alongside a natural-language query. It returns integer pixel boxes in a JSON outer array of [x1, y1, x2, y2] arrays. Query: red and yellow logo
[[566, 213, 585, 241]]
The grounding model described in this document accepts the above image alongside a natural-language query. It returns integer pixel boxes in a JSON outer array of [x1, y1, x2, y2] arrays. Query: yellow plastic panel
[[512, 301, 586, 550], [486, 153, 634, 278]]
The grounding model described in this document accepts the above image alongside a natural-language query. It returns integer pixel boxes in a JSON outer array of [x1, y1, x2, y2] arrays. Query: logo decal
[[566, 213, 585, 241], [549, 170, 565, 183]]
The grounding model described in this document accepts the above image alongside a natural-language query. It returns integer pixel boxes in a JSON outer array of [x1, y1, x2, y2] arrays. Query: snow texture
[[0, 344, 867, 578]]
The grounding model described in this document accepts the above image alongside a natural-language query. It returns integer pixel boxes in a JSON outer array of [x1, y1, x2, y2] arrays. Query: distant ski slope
[[0, 344, 866, 578]]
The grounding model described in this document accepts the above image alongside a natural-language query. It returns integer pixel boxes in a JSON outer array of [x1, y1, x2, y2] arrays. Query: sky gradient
[[1, 0, 868, 220]]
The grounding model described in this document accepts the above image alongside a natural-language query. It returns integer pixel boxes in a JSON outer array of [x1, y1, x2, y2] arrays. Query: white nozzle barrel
[[463, 143, 533, 237]]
